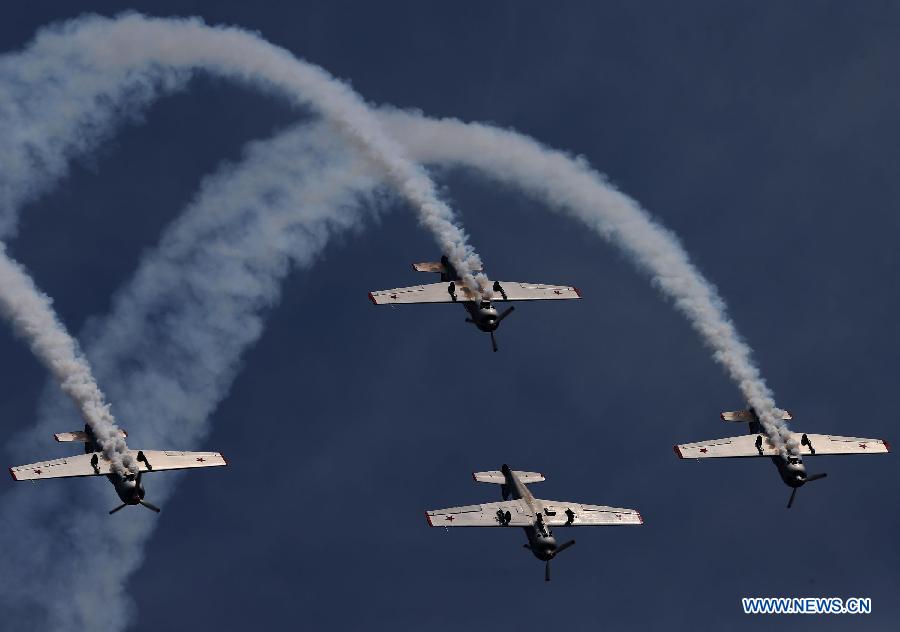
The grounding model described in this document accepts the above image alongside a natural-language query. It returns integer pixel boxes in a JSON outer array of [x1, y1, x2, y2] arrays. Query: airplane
[[368, 255, 581, 351], [674, 407, 890, 508], [425, 464, 642, 581], [8, 425, 227, 514]]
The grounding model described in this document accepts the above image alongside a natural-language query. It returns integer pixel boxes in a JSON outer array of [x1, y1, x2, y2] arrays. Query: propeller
[[786, 473, 827, 509], [488, 306, 515, 353], [109, 499, 161, 514], [544, 540, 576, 582]]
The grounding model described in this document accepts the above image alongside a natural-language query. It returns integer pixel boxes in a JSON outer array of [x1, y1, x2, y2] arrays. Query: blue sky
[[1, 2, 898, 630]]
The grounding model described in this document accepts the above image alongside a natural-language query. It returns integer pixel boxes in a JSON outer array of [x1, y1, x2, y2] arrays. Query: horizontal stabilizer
[[55, 429, 127, 442], [721, 409, 792, 422], [473, 470, 545, 484], [675, 433, 890, 459]]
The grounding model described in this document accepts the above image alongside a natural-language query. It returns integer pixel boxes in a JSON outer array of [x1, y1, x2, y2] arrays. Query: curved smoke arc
[[0, 13, 487, 294], [0, 112, 796, 630], [0, 14, 797, 631]]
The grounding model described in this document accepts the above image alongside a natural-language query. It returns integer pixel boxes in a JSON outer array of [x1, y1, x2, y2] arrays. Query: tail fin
[[721, 409, 792, 422], [55, 429, 127, 442], [473, 470, 545, 484]]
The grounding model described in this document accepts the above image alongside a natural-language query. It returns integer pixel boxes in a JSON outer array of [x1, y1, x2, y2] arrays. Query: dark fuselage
[[82, 425, 145, 505], [499, 464, 557, 560], [439, 256, 501, 332], [747, 420, 808, 488]]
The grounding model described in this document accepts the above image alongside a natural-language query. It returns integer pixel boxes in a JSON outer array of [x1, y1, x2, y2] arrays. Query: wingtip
[[673, 445, 684, 459], [573, 287, 582, 298], [424, 511, 434, 527], [220, 452, 229, 466], [367, 292, 376, 305], [883, 438, 891, 453], [9, 467, 17, 481], [719, 412, 727, 421], [635, 511, 644, 525]]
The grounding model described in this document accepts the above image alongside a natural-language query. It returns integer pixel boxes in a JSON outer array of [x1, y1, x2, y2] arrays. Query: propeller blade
[[787, 487, 798, 509], [545, 560, 551, 582], [109, 504, 127, 515], [139, 500, 161, 513], [497, 305, 515, 322], [490, 331, 498, 353], [554, 540, 576, 556], [805, 472, 827, 483]]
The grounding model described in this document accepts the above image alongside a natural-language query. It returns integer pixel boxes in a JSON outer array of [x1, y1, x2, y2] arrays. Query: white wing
[[135, 450, 228, 472], [10, 449, 227, 481], [538, 501, 643, 526], [491, 282, 581, 302], [675, 433, 890, 459], [425, 499, 533, 527], [369, 282, 475, 304], [790, 434, 890, 456], [368, 281, 581, 305]]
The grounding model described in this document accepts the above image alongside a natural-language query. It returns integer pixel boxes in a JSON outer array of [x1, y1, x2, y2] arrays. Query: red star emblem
[[196, 457, 206, 462], [33, 469, 42, 475], [445, 515, 454, 522], [699, 448, 708, 453], [859, 443, 867, 449]]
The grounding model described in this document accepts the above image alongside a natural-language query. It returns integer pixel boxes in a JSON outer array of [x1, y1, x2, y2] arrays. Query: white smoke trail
[[380, 110, 797, 456], [0, 246, 136, 475], [0, 122, 386, 630], [0, 13, 488, 296], [0, 110, 800, 629], [0, 13, 801, 630]]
